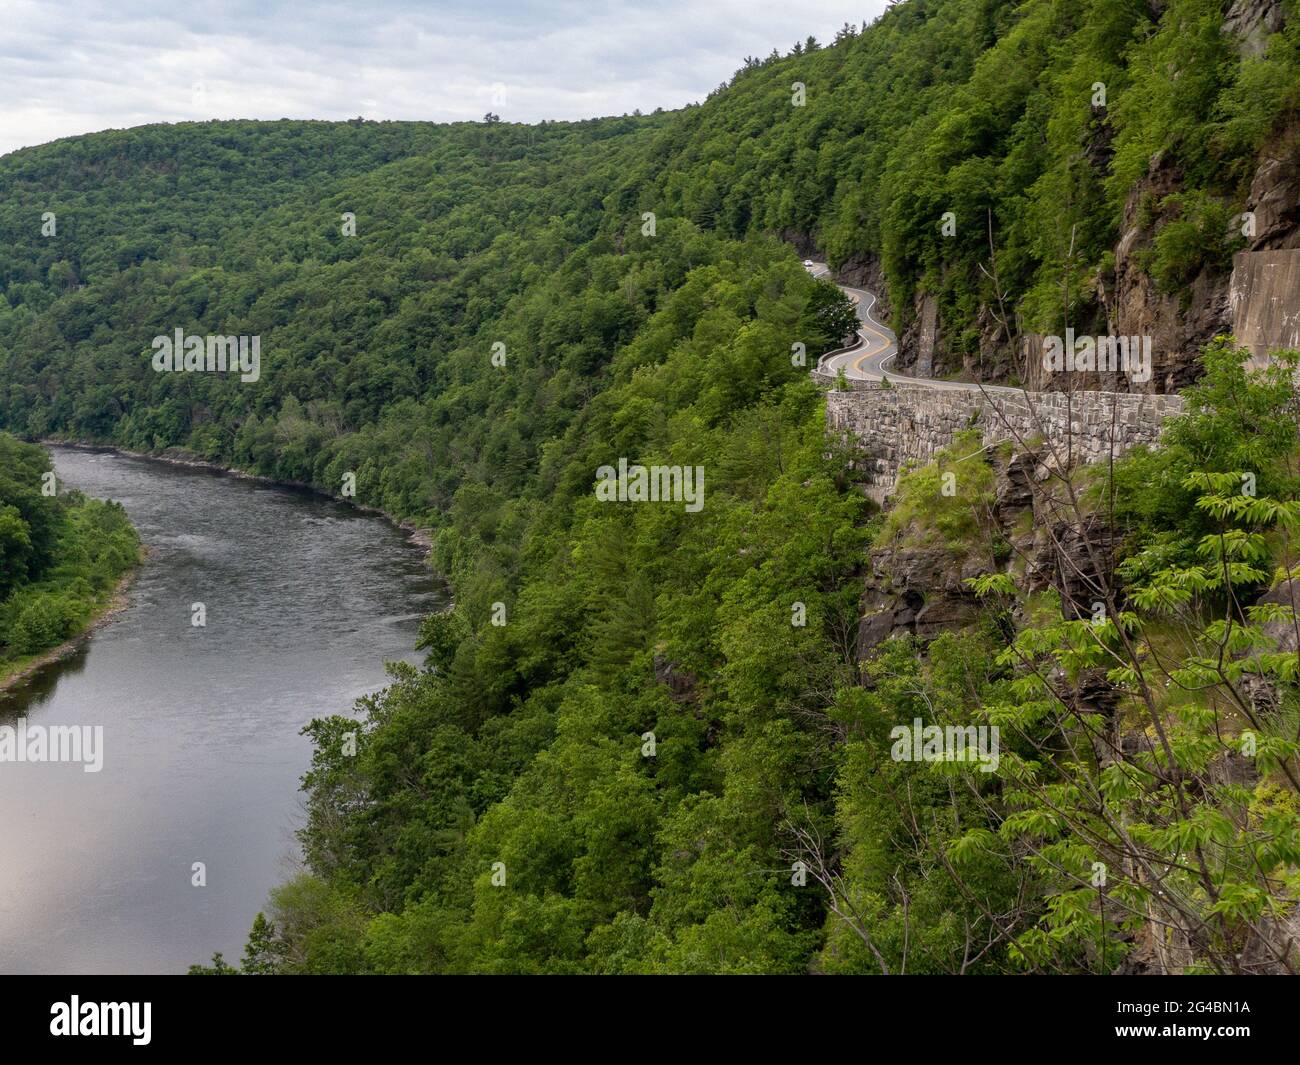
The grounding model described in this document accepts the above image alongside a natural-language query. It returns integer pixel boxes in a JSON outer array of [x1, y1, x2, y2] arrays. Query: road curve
[[808, 261, 1020, 394]]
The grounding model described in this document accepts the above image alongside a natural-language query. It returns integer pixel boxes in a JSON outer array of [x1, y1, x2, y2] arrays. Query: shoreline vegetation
[[4, 438, 443, 698], [2, 0, 1296, 976], [0, 434, 144, 699], [0, 553, 143, 697]]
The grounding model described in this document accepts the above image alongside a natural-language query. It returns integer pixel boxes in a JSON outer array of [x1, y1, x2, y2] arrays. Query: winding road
[[808, 261, 1020, 394]]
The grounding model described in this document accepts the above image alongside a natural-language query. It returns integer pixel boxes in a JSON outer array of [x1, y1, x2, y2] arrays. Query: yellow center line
[[851, 321, 890, 374]]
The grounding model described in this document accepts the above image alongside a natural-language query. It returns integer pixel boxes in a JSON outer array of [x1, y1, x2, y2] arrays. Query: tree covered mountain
[[2, 0, 1297, 973]]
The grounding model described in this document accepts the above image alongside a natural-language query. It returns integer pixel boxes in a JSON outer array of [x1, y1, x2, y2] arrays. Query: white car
[[803, 259, 814, 267]]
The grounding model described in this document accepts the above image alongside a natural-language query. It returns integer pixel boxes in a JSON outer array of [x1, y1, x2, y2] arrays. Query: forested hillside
[[2, 0, 1298, 973]]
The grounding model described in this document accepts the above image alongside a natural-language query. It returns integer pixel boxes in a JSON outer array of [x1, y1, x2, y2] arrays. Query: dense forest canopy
[[1, 0, 1297, 973], [4, 0, 1296, 486]]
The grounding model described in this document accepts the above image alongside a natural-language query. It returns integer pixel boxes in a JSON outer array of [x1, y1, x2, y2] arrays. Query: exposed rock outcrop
[[1231, 249, 1300, 367], [1096, 153, 1231, 394], [834, 251, 892, 322], [871, 14, 1297, 395], [1224, 0, 1287, 57], [854, 448, 1118, 659], [653, 653, 698, 703], [897, 292, 939, 379], [856, 545, 984, 655], [1245, 120, 1300, 251]]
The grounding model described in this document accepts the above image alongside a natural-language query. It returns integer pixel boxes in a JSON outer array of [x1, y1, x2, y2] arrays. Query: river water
[[0, 447, 446, 974]]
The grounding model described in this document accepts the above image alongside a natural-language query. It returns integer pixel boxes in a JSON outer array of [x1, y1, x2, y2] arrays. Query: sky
[[0, 0, 885, 156]]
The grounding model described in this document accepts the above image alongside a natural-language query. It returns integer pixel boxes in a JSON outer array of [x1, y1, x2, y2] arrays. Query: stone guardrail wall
[[811, 366, 879, 391], [823, 383, 1185, 497]]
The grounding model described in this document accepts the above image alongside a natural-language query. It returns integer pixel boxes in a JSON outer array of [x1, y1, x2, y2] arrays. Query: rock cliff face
[[856, 544, 984, 653], [854, 446, 1114, 659], [1230, 249, 1300, 366], [834, 251, 893, 322], [1224, 0, 1288, 57], [1099, 151, 1235, 395], [851, 5, 1300, 395], [1245, 120, 1300, 251], [1055, 109, 1299, 394], [1230, 120, 1300, 365], [1095, 114, 1300, 391], [898, 292, 939, 379]]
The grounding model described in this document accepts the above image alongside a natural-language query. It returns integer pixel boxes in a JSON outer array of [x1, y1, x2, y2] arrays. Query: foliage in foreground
[[0, 0, 1293, 975], [191, 318, 1300, 973]]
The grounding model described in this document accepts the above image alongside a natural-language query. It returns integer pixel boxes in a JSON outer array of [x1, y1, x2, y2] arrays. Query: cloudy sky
[[1, 0, 883, 156]]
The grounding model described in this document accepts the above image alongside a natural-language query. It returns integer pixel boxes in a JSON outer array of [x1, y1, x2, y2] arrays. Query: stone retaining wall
[[824, 384, 1185, 497]]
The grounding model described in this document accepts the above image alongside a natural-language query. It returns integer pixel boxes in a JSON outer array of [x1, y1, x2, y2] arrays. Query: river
[[0, 447, 446, 974]]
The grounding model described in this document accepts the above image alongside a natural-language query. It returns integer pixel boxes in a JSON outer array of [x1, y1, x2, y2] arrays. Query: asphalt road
[[808, 261, 1020, 394]]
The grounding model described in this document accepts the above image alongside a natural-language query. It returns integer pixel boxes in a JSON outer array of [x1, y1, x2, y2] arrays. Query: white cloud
[[0, 0, 884, 155]]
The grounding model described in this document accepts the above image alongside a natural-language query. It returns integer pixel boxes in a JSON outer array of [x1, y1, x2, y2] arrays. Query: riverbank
[[0, 550, 145, 698], [41, 440, 436, 562], [0, 445, 450, 973]]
